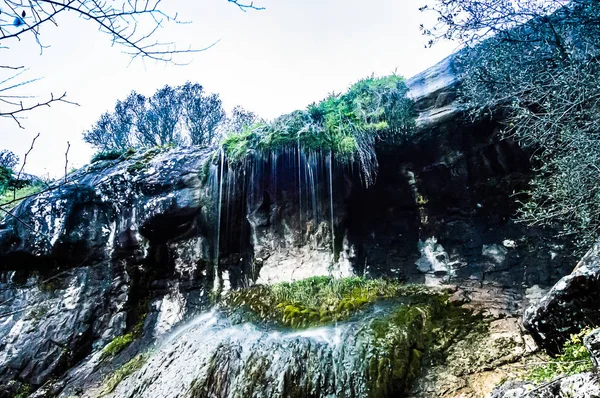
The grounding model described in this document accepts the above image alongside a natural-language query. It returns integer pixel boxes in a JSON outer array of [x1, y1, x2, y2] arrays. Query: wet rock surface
[[0, 55, 581, 397]]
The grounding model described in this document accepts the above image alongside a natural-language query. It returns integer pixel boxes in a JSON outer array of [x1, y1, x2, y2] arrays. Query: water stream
[[109, 304, 400, 398]]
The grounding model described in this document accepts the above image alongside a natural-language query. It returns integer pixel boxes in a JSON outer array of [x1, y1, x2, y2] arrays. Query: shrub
[[91, 148, 135, 163], [526, 327, 595, 383], [220, 75, 416, 185]]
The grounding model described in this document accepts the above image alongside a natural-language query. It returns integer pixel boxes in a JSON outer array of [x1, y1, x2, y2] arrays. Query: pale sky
[[0, 0, 456, 177]]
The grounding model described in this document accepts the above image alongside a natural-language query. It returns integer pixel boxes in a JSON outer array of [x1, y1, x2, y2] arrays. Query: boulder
[[524, 241, 600, 352]]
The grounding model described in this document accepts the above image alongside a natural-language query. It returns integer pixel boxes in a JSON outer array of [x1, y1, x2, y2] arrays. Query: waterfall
[[104, 302, 410, 398], [214, 149, 225, 293], [328, 150, 335, 261]]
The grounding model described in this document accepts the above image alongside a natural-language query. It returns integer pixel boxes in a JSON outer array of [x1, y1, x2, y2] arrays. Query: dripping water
[[328, 150, 335, 262], [214, 149, 225, 293]]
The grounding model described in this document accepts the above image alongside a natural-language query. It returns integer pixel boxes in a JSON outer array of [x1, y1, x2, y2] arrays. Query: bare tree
[[0, 0, 264, 127]]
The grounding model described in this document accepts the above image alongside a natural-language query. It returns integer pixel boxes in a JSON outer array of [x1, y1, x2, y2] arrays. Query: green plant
[[220, 75, 416, 185], [100, 353, 149, 396], [222, 276, 444, 329], [14, 383, 31, 398], [0, 182, 45, 211], [100, 307, 147, 361], [526, 327, 595, 383], [101, 334, 135, 361], [91, 148, 135, 163]]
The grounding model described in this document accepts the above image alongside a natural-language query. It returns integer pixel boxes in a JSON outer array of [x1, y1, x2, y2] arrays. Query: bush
[[221, 75, 416, 185], [91, 148, 135, 163]]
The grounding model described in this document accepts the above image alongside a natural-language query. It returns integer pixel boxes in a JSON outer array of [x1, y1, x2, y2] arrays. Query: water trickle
[[214, 149, 225, 293], [106, 304, 405, 398], [328, 150, 335, 261]]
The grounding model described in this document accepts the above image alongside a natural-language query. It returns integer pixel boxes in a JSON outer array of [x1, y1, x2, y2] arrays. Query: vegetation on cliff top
[[220, 75, 416, 183]]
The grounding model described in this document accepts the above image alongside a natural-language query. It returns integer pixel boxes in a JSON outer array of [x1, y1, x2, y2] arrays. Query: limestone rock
[[524, 241, 600, 352]]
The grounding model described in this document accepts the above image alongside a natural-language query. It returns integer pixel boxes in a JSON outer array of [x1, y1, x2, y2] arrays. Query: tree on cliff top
[[83, 82, 228, 151], [422, 0, 600, 250], [0, 0, 263, 128]]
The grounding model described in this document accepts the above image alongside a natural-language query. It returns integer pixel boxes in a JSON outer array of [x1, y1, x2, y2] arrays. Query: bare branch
[[13, 132, 39, 200], [227, 0, 265, 12], [63, 140, 70, 184]]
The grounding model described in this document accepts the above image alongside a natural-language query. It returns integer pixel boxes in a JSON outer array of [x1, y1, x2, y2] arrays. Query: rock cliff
[[0, 55, 581, 397]]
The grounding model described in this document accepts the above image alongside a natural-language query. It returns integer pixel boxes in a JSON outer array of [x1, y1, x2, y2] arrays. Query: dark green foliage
[[0, 166, 13, 196], [91, 148, 136, 163], [14, 383, 31, 398]]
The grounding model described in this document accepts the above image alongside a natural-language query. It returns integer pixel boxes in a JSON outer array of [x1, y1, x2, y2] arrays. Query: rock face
[[491, 373, 600, 398], [524, 241, 600, 352], [0, 55, 578, 396]]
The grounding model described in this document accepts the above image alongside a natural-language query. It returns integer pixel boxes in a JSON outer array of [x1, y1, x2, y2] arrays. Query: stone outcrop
[[524, 241, 600, 352], [0, 54, 579, 396]]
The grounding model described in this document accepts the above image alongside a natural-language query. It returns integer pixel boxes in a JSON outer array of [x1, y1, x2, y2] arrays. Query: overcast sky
[[0, 0, 456, 177]]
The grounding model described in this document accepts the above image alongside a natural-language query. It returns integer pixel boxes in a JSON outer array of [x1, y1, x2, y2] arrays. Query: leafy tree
[[180, 82, 226, 146], [84, 82, 232, 150], [0, 150, 18, 170], [422, 0, 600, 250]]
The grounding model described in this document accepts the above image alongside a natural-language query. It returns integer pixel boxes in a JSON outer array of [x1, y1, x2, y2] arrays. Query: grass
[[526, 327, 595, 383], [91, 148, 136, 163], [222, 276, 447, 329], [100, 353, 149, 396], [0, 182, 45, 211], [220, 75, 416, 173]]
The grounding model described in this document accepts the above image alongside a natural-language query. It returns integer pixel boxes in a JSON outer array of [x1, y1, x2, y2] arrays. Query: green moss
[[365, 294, 486, 397], [219, 277, 486, 397], [199, 157, 212, 185], [100, 333, 134, 361], [526, 327, 595, 383], [222, 276, 444, 329], [100, 353, 149, 396]]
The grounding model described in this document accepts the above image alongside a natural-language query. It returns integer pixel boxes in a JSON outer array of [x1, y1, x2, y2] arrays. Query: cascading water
[[105, 303, 406, 398], [202, 144, 361, 288], [327, 150, 335, 261]]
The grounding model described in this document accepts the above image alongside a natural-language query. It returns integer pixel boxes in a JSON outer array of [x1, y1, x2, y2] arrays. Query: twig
[[64, 141, 70, 184], [13, 132, 39, 200]]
